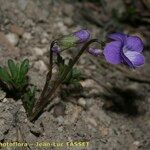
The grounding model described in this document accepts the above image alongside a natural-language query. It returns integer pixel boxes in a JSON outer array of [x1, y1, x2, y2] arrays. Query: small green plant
[[56, 54, 84, 99], [0, 59, 29, 92], [0, 58, 37, 116], [56, 54, 83, 86]]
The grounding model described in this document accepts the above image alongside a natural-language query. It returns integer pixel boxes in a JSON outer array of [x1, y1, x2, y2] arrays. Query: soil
[[0, 0, 150, 150]]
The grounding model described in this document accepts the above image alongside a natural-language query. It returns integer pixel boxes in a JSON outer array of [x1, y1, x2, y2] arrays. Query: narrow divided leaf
[[19, 59, 29, 82], [20, 59, 29, 76], [24, 86, 36, 114], [0, 67, 11, 83], [57, 54, 64, 66], [8, 59, 18, 79]]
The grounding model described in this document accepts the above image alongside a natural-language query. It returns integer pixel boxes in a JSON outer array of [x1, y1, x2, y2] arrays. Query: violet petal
[[108, 33, 127, 43], [103, 41, 122, 64], [126, 36, 144, 52], [123, 50, 145, 67], [74, 29, 91, 43]]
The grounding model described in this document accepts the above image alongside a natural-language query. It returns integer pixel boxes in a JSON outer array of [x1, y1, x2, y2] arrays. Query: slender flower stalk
[[30, 39, 99, 121], [29, 31, 145, 122], [40, 41, 56, 98]]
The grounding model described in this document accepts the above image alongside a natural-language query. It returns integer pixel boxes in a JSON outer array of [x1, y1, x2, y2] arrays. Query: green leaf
[[64, 69, 72, 82], [15, 62, 20, 80], [7, 59, 18, 79], [72, 68, 81, 78], [57, 54, 65, 66], [20, 59, 29, 75], [19, 59, 29, 82], [0, 67, 11, 83], [24, 86, 36, 114]]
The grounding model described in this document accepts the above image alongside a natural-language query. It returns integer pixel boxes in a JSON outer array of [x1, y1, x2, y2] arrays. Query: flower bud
[[51, 29, 91, 53], [87, 47, 102, 57], [51, 44, 61, 53], [73, 29, 91, 43]]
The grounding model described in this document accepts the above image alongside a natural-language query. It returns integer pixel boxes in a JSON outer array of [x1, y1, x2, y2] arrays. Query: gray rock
[[24, 19, 35, 27], [34, 60, 48, 74], [0, 131, 4, 141], [56, 22, 67, 34], [86, 117, 98, 127], [2, 98, 8, 102], [41, 38, 48, 44], [32, 47, 47, 56], [0, 90, 6, 101], [55, 116, 65, 125], [80, 79, 97, 88], [133, 141, 140, 146], [23, 32, 32, 40], [63, 3, 74, 16], [53, 103, 66, 117], [125, 83, 139, 91], [98, 110, 111, 125], [28, 122, 42, 136], [78, 98, 86, 107], [58, 126, 63, 132], [25, 0, 47, 22], [64, 17, 74, 27], [6, 33, 19, 46], [86, 98, 93, 107], [18, 0, 28, 11]]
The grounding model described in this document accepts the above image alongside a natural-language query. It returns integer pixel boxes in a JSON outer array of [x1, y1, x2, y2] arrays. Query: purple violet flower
[[103, 33, 145, 68], [52, 29, 91, 53], [87, 47, 102, 57]]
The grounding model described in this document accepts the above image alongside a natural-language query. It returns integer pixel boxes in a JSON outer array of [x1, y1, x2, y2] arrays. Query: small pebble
[[0, 90, 6, 101], [56, 22, 67, 34], [80, 79, 96, 88], [11, 25, 24, 36], [78, 98, 86, 107], [58, 126, 63, 132], [86, 117, 97, 127], [32, 47, 47, 56], [133, 141, 140, 146], [53, 103, 66, 117], [28, 122, 42, 136], [2, 98, 8, 102], [18, 0, 28, 11], [55, 116, 65, 124], [99, 126, 109, 137], [34, 60, 48, 73], [23, 32, 32, 40], [41, 38, 48, 44], [64, 17, 74, 27], [6, 33, 19, 46]]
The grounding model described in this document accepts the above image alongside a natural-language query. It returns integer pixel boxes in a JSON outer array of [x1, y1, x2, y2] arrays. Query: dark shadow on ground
[[102, 87, 144, 116]]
